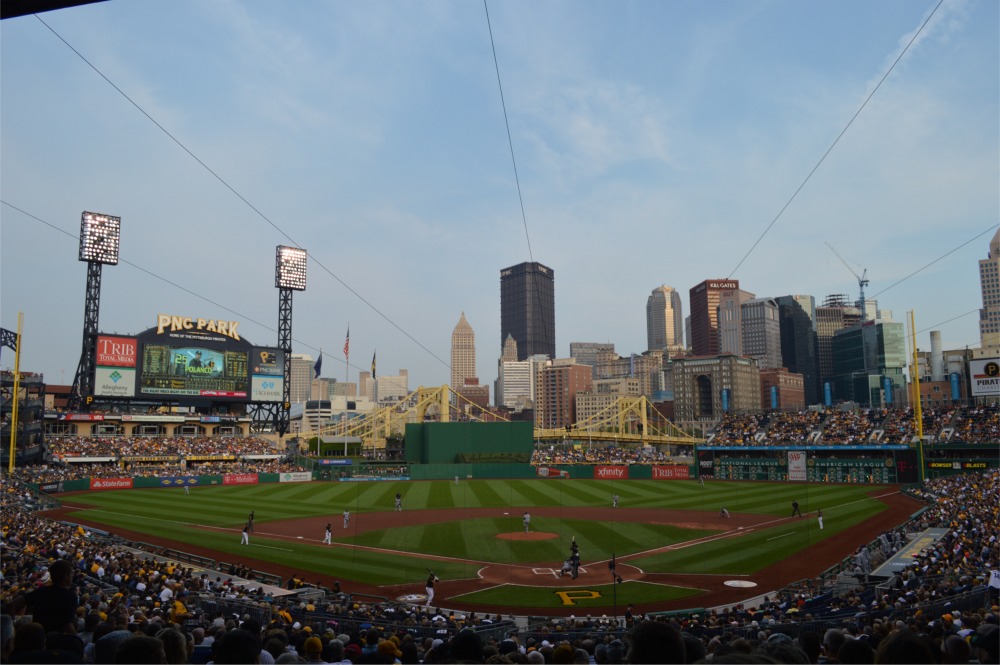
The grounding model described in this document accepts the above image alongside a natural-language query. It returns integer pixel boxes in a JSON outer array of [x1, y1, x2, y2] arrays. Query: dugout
[[404, 421, 533, 464]]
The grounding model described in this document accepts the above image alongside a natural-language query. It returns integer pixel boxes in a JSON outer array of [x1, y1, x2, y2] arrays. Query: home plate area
[[533, 566, 589, 578]]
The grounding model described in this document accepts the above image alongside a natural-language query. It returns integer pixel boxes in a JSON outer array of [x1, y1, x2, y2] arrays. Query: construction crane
[[825, 242, 869, 322]]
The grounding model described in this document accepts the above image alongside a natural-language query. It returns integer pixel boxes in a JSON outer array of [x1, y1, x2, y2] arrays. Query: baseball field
[[50, 478, 921, 614]]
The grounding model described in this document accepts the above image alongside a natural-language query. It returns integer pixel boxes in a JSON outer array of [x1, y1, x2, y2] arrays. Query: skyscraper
[[689, 279, 739, 356], [777, 294, 820, 405], [718, 286, 755, 356], [646, 285, 684, 352], [450, 312, 476, 391], [980, 228, 1000, 349], [500, 261, 555, 361], [741, 298, 782, 369], [816, 294, 862, 391]]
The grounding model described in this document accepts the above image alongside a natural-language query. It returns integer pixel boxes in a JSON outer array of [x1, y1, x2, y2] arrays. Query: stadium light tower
[[70, 211, 120, 410], [274, 245, 307, 436]]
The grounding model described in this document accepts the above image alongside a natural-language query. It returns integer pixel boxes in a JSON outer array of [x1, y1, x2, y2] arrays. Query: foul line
[[767, 532, 797, 541]]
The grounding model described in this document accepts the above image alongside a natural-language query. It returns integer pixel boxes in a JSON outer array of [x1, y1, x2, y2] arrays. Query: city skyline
[[1, 1, 996, 392]]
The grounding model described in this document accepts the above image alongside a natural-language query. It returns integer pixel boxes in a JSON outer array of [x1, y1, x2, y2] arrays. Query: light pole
[[274, 245, 307, 437], [70, 211, 120, 410]]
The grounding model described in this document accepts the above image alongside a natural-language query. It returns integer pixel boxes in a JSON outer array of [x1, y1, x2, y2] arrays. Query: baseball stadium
[[3, 349, 999, 662]]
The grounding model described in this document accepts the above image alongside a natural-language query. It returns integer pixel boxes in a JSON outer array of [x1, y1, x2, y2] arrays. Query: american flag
[[343, 326, 350, 358]]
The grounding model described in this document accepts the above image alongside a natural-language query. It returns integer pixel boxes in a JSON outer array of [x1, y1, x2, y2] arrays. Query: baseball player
[[425, 571, 439, 606]]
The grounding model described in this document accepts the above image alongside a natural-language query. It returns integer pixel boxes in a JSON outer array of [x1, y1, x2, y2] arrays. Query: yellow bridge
[[297, 385, 703, 448]]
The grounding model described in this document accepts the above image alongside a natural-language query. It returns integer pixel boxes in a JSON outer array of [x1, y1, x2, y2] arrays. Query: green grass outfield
[[61, 479, 890, 606]]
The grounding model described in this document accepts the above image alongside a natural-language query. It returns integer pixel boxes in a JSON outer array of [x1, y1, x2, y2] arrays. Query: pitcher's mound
[[497, 531, 558, 541]]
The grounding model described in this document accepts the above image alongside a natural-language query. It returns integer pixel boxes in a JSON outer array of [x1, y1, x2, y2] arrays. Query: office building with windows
[[980, 229, 1000, 349], [500, 262, 556, 361], [689, 279, 739, 357], [646, 285, 684, 352]]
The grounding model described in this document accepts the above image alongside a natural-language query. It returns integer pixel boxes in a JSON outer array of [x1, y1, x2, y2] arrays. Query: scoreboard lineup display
[[139, 344, 249, 398]]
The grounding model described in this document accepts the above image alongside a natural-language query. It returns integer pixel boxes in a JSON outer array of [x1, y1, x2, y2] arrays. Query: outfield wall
[[32, 471, 315, 494], [404, 421, 534, 463]]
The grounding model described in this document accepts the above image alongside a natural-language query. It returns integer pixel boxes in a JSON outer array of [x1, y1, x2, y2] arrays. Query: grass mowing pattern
[[62, 480, 890, 594], [346, 517, 714, 564], [633, 488, 887, 574], [454, 580, 702, 609]]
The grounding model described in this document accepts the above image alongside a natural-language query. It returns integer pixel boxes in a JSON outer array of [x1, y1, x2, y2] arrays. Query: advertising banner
[[698, 451, 715, 477], [317, 459, 352, 466], [96, 336, 138, 367], [593, 465, 629, 480], [223, 473, 258, 486], [787, 451, 808, 481], [58, 413, 105, 422], [279, 472, 312, 483], [95, 366, 136, 398], [652, 465, 690, 480], [251, 376, 283, 402], [186, 455, 236, 461], [159, 477, 199, 487], [536, 466, 570, 478], [39, 482, 64, 494], [90, 478, 134, 491], [969, 359, 1000, 397]]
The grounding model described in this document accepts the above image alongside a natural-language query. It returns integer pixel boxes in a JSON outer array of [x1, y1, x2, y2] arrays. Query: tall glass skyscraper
[[500, 261, 555, 361], [646, 285, 683, 352]]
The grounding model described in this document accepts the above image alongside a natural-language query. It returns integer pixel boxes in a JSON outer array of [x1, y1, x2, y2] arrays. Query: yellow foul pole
[[7, 313, 23, 474]]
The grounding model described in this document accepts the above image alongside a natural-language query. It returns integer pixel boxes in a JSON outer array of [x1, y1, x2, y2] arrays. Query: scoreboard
[[92, 315, 284, 404]]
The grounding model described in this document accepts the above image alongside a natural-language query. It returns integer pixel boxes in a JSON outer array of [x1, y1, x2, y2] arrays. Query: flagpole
[[344, 324, 350, 386]]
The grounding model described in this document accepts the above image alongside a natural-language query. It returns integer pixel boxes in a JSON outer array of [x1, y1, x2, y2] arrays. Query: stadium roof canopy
[[2, 0, 107, 20]]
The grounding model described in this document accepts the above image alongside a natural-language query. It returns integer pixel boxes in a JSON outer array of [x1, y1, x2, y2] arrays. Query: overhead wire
[[727, 0, 946, 279], [32, 13, 451, 371], [483, 0, 554, 362]]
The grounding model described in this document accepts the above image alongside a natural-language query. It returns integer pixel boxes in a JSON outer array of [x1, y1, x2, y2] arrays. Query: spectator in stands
[[11, 559, 78, 635], [113, 634, 167, 664], [625, 621, 684, 663]]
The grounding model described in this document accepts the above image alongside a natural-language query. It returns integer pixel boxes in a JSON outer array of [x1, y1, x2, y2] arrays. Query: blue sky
[[1, 0, 997, 392]]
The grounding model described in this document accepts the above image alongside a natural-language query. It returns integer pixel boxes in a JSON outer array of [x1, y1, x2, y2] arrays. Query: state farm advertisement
[[652, 465, 690, 480], [593, 465, 629, 480], [223, 473, 259, 486], [90, 478, 134, 490]]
